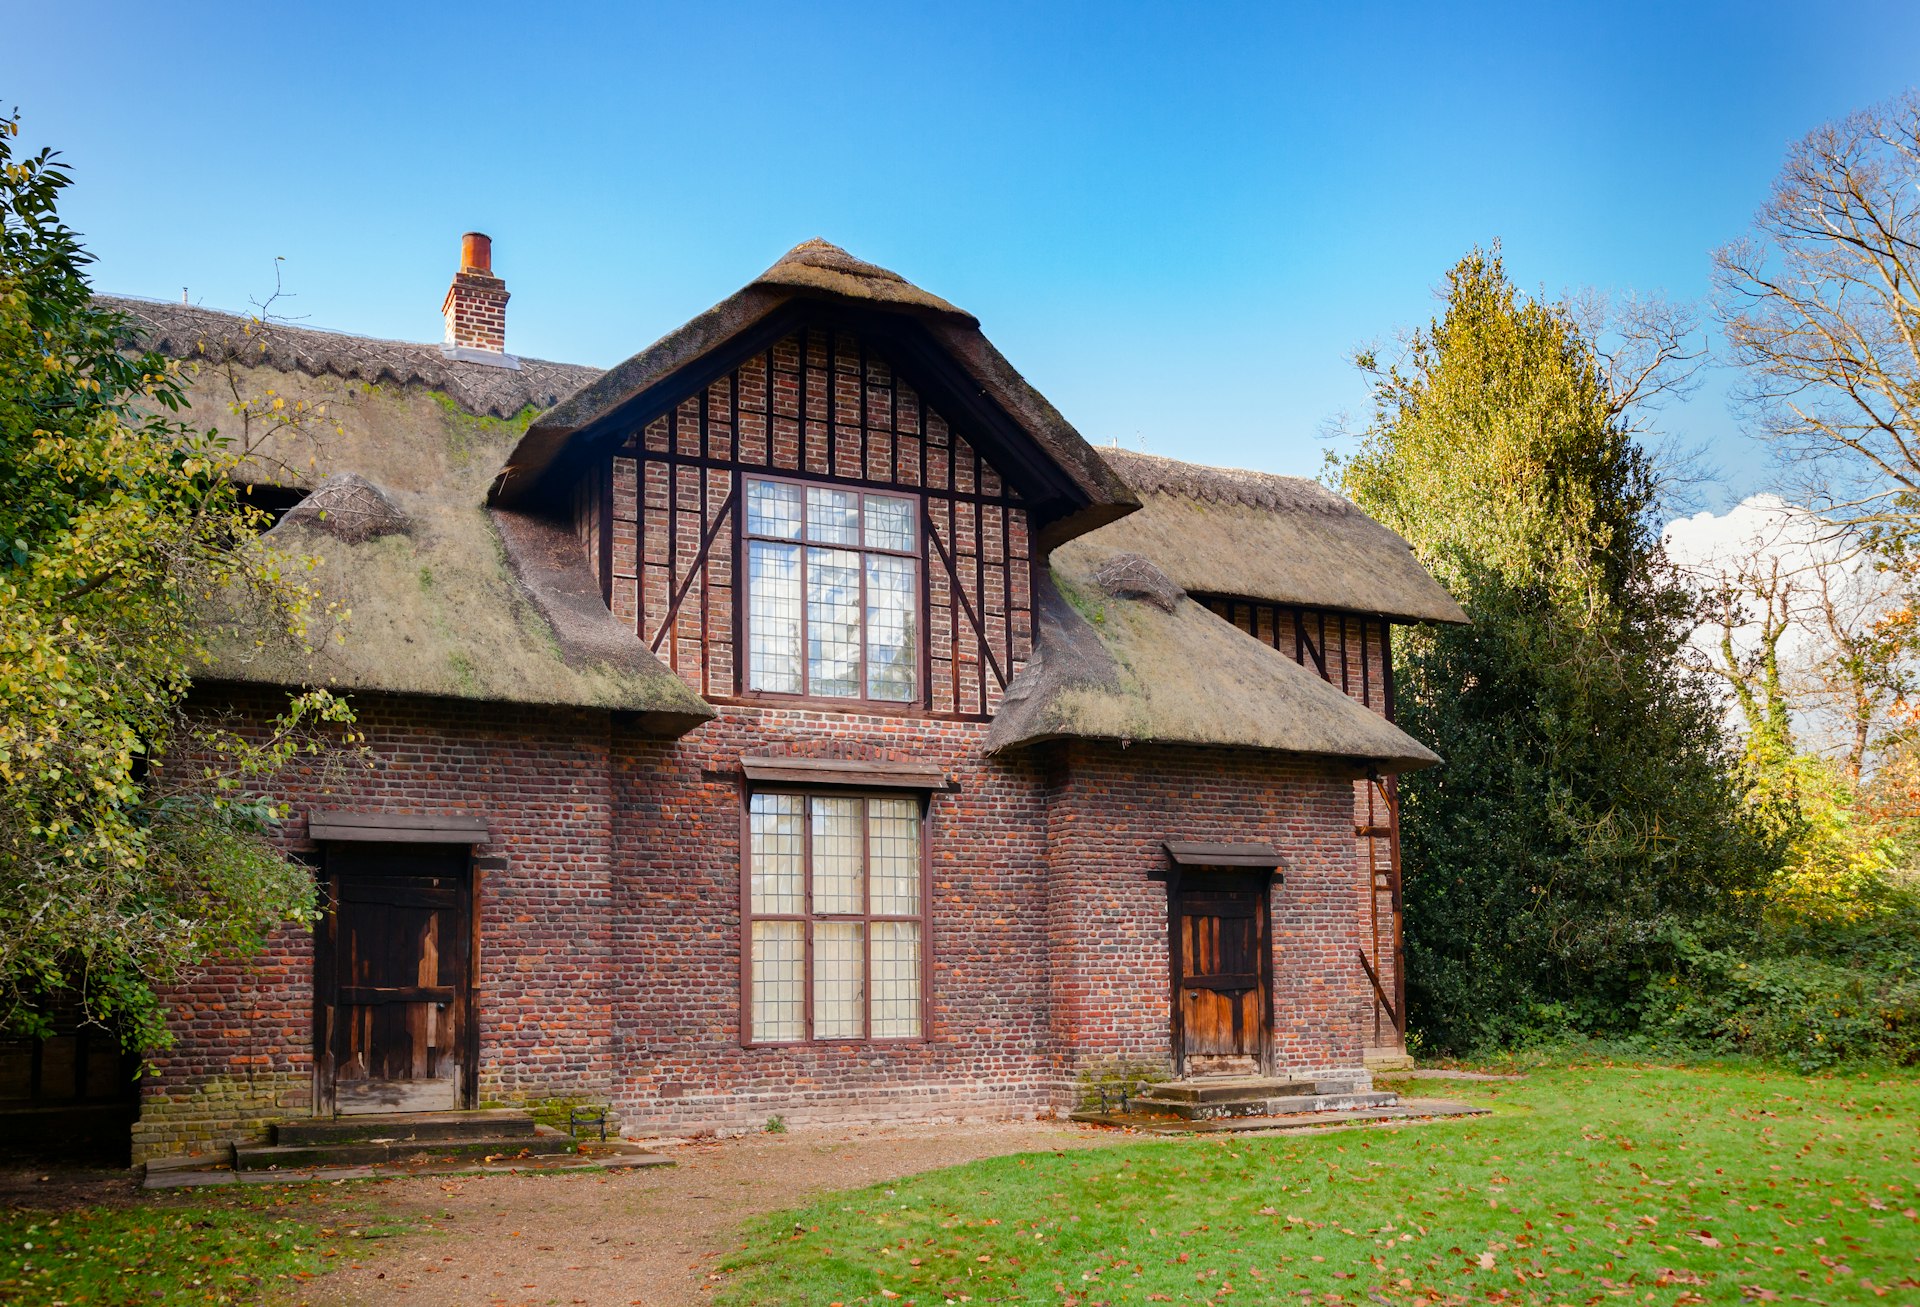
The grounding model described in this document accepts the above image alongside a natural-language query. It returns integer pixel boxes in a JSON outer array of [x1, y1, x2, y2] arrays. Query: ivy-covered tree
[[0, 111, 353, 1054], [1334, 249, 1782, 1052]]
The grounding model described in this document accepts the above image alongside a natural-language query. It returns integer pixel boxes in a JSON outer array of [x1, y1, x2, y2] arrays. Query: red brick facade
[[130, 305, 1421, 1159], [138, 688, 1385, 1157]]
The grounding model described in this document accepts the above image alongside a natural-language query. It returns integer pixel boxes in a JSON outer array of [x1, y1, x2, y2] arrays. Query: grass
[[715, 1064, 1920, 1305], [0, 1187, 410, 1306]]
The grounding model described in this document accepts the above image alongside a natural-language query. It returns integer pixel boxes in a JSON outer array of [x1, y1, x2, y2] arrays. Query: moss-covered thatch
[[1084, 449, 1468, 624], [985, 548, 1441, 770], [113, 305, 711, 730]]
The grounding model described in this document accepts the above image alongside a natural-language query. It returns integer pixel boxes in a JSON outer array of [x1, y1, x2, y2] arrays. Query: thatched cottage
[[89, 238, 1462, 1162]]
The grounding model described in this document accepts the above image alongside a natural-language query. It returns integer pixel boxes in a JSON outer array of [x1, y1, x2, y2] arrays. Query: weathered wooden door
[[316, 845, 472, 1115], [1170, 872, 1271, 1076]]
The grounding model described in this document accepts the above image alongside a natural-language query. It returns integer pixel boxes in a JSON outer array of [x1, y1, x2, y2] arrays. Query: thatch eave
[[203, 494, 714, 731], [985, 552, 1442, 772]]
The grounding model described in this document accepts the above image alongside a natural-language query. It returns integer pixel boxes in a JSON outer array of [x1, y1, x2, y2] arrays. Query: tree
[[1714, 90, 1920, 528], [1334, 249, 1781, 1052], [1673, 501, 1910, 780], [0, 111, 353, 1054]]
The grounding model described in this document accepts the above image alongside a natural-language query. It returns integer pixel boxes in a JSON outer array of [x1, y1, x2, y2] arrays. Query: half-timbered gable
[[1200, 598, 1395, 719], [585, 324, 1037, 717]]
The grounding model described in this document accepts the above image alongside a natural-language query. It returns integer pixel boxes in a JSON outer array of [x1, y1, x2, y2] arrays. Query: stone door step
[[235, 1124, 574, 1171], [1136, 1078, 1323, 1104], [1133, 1078, 1398, 1121], [273, 1108, 538, 1147], [1069, 1097, 1488, 1135]]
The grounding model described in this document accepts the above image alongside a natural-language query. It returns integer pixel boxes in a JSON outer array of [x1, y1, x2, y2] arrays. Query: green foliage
[[0, 111, 355, 1052], [1646, 881, 1920, 1070], [765, 1114, 788, 1134], [716, 1065, 1920, 1305], [1333, 249, 1782, 1054]]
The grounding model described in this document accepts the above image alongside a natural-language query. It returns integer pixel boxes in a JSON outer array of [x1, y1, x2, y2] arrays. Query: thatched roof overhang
[[201, 498, 714, 732], [1088, 449, 1467, 625], [984, 548, 1441, 772], [490, 241, 1139, 551]]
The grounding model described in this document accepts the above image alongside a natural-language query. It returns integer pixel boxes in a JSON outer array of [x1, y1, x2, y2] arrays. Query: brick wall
[[1201, 596, 1407, 1051], [135, 689, 618, 1162], [1044, 741, 1373, 1083], [136, 692, 1380, 1157]]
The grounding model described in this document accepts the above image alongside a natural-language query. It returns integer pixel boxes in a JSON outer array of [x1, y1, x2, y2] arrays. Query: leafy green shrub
[[1644, 883, 1920, 1069]]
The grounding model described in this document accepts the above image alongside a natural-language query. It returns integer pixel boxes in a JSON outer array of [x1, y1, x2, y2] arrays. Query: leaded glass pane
[[806, 546, 861, 697], [864, 493, 915, 552], [865, 554, 916, 702], [748, 541, 803, 693], [751, 919, 804, 1042], [870, 920, 922, 1039], [806, 485, 861, 545], [868, 796, 921, 916], [746, 478, 803, 539], [810, 796, 863, 914], [748, 793, 804, 915], [812, 922, 866, 1039]]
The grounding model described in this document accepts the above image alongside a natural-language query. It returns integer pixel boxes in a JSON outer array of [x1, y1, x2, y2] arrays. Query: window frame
[[737, 784, 935, 1048], [739, 473, 925, 707]]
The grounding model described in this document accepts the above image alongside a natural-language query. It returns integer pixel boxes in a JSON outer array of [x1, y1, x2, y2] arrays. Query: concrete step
[[1135, 1085, 1399, 1122], [235, 1125, 574, 1171], [1136, 1077, 1320, 1105], [1364, 1047, 1417, 1071], [272, 1108, 538, 1147]]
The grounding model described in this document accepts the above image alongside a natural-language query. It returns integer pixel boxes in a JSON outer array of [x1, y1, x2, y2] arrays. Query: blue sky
[[10, 2, 1918, 509]]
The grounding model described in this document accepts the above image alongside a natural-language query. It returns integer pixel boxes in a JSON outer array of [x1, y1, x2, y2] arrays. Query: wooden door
[[1170, 872, 1271, 1077], [316, 845, 472, 1115]]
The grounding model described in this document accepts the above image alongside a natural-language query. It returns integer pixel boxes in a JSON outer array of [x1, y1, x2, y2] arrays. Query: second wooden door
[[1171, 872, 1270, 1077]]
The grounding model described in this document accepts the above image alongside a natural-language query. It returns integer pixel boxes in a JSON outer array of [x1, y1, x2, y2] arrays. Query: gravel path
[[305, 1120, 1125, 1306]]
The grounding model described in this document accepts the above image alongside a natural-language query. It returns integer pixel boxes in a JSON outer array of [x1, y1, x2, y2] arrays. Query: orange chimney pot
[[460, 231, 493, 275]]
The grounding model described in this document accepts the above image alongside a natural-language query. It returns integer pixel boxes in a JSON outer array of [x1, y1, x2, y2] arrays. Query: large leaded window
[[745, 477, 919, 703], [745, 791, 926, 1044]]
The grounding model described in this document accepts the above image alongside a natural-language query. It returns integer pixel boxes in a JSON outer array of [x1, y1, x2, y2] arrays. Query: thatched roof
[[111, 300, 711, 730], [1083, 449, 1467, 625], [985, 547, 1441, 771], [490, 240, 1138, 548], [102, 295, 602, 420]]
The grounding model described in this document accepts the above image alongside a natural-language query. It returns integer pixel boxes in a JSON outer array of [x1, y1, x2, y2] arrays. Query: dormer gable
[[490, 241, 1138, 550], [492, 242, 1142, 719]]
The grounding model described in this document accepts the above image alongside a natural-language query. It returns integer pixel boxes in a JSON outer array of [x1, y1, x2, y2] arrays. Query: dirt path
[[304, 1120, 1124, 1306]]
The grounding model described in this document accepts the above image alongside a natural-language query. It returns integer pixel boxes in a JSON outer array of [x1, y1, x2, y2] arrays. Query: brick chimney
[[441, 232, 512, 359]]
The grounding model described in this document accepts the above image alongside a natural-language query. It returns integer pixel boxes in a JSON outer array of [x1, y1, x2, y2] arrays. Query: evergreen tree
[[1335, 250, 1781, 1051]]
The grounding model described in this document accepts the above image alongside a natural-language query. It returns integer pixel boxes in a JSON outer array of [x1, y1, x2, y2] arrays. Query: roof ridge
[[98, 294, 603, 421], [1099, 447, 1357, 516]]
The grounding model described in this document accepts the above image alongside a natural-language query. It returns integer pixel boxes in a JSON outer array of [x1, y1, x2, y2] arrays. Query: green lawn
[[716, 1065, 1920, 1306], [0, 1188, 366, 1307]]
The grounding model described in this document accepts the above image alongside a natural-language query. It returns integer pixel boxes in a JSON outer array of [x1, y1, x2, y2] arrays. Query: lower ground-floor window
[[746, 791, 926, 1043]]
